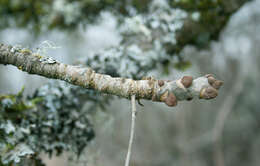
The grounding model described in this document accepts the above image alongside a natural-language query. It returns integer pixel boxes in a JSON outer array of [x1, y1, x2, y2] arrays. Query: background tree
[[1, 0, 259, 166]]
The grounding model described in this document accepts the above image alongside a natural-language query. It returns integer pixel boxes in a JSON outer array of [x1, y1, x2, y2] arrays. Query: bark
[[0, 43, 223, 107]]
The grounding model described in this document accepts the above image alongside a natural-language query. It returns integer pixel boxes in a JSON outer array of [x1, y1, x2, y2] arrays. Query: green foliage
[[168, 0, 249, 51], [0, 0, 247, 69], [84, 1, 191, 78], [0, 83, 96, 165], [174, 61, 191, 71], [0, 0, 152, 31]]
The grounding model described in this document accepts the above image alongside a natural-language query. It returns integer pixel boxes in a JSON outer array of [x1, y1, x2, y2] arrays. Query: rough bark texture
[[0, 43, 223, 106]]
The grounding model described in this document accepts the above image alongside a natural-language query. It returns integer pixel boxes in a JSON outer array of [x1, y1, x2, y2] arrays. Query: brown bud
[[181, 76, 193, 88], [158, 80, 165, 87], [212, 80, 224, 90], [205, 74, 214, 78], [200, 87, 218, 99], [165, 92, 177, 107], [208, 76, 216, 85]]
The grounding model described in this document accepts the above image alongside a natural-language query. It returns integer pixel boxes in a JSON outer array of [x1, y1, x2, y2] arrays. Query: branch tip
[[0, 43, 224, 107]]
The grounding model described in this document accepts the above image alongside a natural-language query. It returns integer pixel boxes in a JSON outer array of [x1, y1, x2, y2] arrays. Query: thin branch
[[125, 95, 137, 166], [0, 43, 223, 107]]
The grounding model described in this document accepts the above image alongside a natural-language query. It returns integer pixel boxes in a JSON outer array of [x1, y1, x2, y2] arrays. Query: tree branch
[[0, 43, 223, 107], [125, 95, 136, 166]]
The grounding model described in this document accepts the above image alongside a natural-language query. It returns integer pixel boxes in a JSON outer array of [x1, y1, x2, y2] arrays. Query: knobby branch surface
[[0, 43, 223, 107]]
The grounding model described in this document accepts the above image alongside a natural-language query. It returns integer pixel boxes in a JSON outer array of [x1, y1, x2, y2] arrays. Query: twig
[[125, 95, 137, 166], [0, 43, 223, 107]]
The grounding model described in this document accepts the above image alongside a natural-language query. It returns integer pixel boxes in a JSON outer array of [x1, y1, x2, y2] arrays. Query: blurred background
[[0, 0, 260, 166]]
